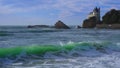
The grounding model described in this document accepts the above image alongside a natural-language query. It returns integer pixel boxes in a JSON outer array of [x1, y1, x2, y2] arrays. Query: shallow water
[[0, 26, 120, 68]]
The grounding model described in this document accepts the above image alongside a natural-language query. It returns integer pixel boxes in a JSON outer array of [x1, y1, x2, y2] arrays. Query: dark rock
[[76, 25, 81, 29], [28, 25, 50, 28], [102, 9, 120, 24], [54, 20, 70, 29], [82, 17, 97, 28]]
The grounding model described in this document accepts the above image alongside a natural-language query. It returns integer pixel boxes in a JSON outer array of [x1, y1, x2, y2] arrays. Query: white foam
[[116, 42, 120, 46], [11, 52, 120, 68], [67, 40, 74, 44], [59, 41, 64, 46]]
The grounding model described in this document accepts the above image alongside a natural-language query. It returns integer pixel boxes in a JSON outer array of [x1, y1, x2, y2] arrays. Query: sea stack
[[102, 9, 120, 24], [76, 25, 81, 29], [54, 20, 70, 29], [96, 9, 120, 29], [82, 7, 101, 28], [83, 17, 97, 28]]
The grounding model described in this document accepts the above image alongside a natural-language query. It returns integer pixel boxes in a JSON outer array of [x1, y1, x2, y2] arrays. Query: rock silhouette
[[82, 7, 101, 28], [54, 20, 70, 29], [102, 9, 120, 24], [28, 25, 50, 28], [82, 17, 97, 28]]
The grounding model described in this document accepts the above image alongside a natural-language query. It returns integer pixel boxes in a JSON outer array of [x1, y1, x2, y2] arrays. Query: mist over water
[[0, 26, 120, 68]]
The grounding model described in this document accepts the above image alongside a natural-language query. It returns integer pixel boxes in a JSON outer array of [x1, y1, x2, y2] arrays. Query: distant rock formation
[[54, 20, 70, 29], [88, 7, 100, 22], [95, 9, 120, 29], [82, 7, 101, 28], [102, 9, 120, 24], [76, 25, 81, 29], [28, 25, 50, 28], [82, 17, 97, 28]]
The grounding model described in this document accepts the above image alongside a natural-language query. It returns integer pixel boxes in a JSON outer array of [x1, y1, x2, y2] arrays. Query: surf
[[0, 41, 118, 58]]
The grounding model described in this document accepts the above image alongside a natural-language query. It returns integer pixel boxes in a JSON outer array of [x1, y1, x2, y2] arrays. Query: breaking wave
[[0, 41, 120, 67], [0, 41, 119, 58]]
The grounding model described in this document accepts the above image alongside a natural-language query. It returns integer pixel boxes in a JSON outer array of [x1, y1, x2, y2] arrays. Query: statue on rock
[[82, 7, 101, 28]]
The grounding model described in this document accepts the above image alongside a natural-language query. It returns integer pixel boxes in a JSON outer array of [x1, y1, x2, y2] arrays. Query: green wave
[[0, 44, 75, 58], [0, 42, 116, 58]]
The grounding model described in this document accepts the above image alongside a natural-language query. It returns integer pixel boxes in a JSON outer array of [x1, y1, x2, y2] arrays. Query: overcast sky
[[0, 0, 119, 25]]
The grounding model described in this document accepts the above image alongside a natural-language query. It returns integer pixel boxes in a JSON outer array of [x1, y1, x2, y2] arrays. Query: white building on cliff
[[88, 7, 100, 22]]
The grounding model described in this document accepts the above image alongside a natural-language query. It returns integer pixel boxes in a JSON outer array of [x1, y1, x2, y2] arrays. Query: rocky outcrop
[[102, 9, 120, 24], [95, 9, 120, 29], [28, 25, 50, 28], [82, 7, 101, 28], [54, 20, 70, 29], [76, 25, 81, 29], [82, 8, 120, 29], [82, 17, 97, 28]]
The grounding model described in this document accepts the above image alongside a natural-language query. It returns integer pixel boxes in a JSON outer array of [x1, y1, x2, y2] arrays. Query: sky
[[0, 0, 119, 26]]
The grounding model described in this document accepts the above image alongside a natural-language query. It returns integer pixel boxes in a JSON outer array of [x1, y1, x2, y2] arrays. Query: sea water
[[0, 26, 120, 68]]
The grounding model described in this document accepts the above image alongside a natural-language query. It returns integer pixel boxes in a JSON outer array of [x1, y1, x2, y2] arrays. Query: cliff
[[82, 8, 120, 29], [102, 9, 120, 24], [96, 9, 120, 29], [82, 7, 101, 28], [82, 17, 97, 28]]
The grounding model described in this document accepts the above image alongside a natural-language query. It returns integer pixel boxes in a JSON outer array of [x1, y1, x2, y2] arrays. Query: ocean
[[0, 26, 120, 68]]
